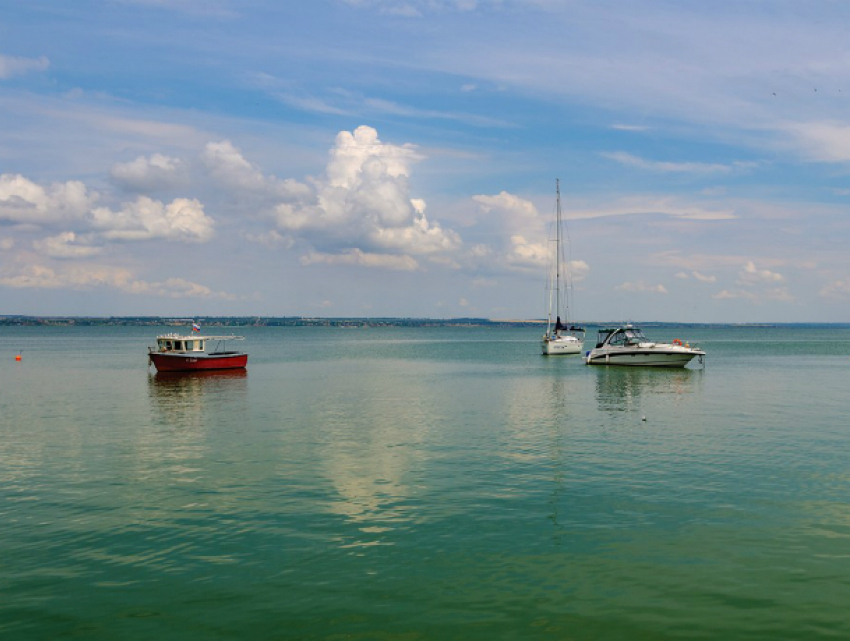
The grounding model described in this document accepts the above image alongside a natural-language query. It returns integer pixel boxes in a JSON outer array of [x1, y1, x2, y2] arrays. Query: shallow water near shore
[[1, 324, 849, 640]]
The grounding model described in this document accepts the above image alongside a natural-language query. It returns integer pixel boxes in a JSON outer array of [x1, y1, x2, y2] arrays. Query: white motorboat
[[585, 325, 705, 368], [541, 179, 584, 355]]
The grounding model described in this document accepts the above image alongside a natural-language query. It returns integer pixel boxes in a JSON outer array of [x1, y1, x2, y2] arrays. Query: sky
[[1, 0, 850, 322]]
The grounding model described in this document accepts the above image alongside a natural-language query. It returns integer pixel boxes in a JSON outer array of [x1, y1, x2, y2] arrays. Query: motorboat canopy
[[595, 326, 649, 348], [154, 333, 245, 354]]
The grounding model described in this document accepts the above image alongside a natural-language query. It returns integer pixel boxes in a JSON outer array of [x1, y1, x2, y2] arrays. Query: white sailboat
[[541, 179, 585, 355]]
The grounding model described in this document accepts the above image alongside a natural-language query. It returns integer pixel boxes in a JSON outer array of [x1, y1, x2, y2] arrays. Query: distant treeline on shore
[[1, 316, 847, 329]]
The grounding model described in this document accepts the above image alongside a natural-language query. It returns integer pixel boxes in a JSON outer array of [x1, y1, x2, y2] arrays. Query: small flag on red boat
[[192, 323, 201, 332]]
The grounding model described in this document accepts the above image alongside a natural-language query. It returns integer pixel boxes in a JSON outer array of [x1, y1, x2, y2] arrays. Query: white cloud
[[713, 289, 756, 301], [737, 261, 784, 285], [90, 196, 215, 243], [110, 153, 189, 192], [0, 54, 49, 79], [473, 191, 540, 229], [473, 190, 589, 278], [784, 121, 850, 163], [202, 140, 271, 192], [506, 234, 548, 269], [33, 232, 102, 259], [214, 126, 462, 265], [0, 174, 97, 225], [675, 271, 690, 279], [0, 237, 14, 251], [616, 281, 668, 294], [820, 278, 850, 301], [692, 271, 717, 283]]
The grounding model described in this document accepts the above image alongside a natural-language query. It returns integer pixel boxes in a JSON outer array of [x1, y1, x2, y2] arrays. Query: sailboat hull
[[541, 336, 583, 355]]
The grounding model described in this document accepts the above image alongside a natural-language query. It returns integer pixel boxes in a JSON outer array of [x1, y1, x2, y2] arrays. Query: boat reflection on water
[[593, 365, 703, 413], [147, 369, 248, 429], [151, 369, 248, 384]]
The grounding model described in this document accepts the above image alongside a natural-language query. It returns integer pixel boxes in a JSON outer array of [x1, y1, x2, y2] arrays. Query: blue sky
[[1, 0, 849, 321]]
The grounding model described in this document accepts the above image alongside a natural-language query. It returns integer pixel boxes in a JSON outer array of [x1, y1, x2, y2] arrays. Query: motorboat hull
[[149, 351, 248, 372], [585, 348, 703, 368], [541, 337, 583, 355]]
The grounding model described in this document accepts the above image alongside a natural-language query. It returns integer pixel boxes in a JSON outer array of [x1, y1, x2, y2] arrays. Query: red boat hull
[[149, 352, 248, 372]]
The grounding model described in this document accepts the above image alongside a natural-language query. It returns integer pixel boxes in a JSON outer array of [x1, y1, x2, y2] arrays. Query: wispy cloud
[[616, 281, 668, 294], [570, 196, 735, 221], [0, 263, 234, 298], [819, 278, 850, 301], [0, 54, 49, 80], [601, 151, 756, 174], [301, 249, 419, 271]]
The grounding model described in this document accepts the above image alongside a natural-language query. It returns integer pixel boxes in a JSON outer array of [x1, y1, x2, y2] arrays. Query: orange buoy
[[15, 354, 22, 361]]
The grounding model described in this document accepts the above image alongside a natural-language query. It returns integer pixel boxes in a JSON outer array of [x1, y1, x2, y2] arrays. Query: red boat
[[148, 332, 248, 372]]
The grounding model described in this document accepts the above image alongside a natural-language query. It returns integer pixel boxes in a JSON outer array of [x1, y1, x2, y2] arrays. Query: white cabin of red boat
[[155, 334, 206, 353]]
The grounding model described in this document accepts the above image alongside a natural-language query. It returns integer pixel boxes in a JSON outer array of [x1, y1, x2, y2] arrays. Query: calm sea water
[[1, 324, 849, 640]]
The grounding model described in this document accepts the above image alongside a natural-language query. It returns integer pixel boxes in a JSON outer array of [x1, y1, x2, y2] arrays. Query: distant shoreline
[[1, 316, 848, 329]]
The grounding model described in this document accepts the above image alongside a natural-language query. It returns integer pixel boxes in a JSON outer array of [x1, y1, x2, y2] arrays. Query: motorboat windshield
[[600, 326, 648, 347]]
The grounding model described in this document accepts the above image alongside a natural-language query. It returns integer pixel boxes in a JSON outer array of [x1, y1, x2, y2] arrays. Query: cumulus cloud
[[90, 196, 214, 242], [213, 126, 462, 266], [616, 281, 668, 294], [110, 153, 189, 192], [33, 232, 102, 258], [201, 140, 312, 201], [473, 191, 540, 228], [0, 174, 96, 225], [202, 140, 270, 192], [0, 263, 233, 298], [506, 234, 548, 269], [473, 190, 589, 278], [737, 261, 784, 285], [473, 192, 546, 269], [0, 54, 49, 79]]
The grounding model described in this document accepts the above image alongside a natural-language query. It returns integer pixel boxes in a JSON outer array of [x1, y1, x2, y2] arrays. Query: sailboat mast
[[555, 179, 561, 329]]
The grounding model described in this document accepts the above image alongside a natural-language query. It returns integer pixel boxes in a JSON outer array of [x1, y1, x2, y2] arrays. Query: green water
[[1, 325, 849, 640]]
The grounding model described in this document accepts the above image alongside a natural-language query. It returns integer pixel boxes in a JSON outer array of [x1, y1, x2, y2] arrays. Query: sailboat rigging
[[541, 179, 585, 355]]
